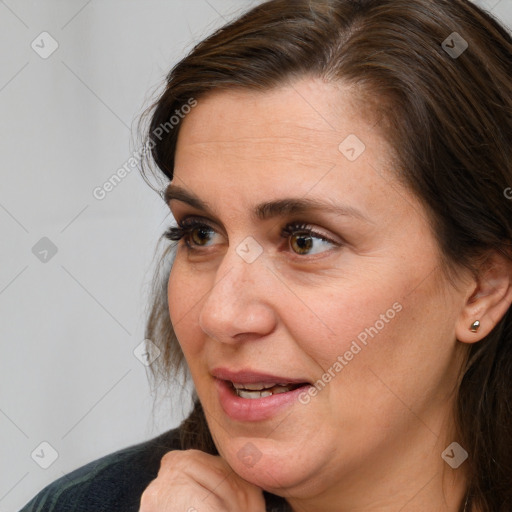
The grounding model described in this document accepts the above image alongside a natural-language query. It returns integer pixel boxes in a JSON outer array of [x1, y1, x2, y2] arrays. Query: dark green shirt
[[20, 427, 289, 512]]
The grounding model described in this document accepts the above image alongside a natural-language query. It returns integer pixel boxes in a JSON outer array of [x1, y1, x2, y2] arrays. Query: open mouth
[[229, 381, 309, 399], [214, 373, 313, 421]]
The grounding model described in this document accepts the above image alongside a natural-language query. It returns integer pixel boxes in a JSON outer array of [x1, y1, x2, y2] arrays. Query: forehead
[[173, 77, 399, 217], [176, 77, 368, 157]]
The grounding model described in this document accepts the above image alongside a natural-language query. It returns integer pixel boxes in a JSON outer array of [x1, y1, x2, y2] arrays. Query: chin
[[221, 436, 313, 492]]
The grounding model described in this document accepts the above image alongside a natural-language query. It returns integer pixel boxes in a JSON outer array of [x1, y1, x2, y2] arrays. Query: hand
[[139, 449, 267, 512]]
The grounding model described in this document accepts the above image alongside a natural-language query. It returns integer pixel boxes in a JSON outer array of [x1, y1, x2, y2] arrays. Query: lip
[[211, 368, 310, 385], [212, 367, 312, 422]]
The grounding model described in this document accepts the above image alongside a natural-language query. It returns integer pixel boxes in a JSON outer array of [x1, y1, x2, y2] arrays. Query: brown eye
[[289, 233, 314, 255], [170, 218, 219, 250], [281, 222, 339, 257], [190, 226, 213, 246]]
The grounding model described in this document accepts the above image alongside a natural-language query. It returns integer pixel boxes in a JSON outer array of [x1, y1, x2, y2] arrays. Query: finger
[[143, 450, 265, 512]]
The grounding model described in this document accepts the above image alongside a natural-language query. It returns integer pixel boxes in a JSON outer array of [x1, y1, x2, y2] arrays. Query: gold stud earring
[[470, 320, 480, 333]]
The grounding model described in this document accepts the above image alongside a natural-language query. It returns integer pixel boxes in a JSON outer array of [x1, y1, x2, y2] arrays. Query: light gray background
[[0, 0, 510, 511]]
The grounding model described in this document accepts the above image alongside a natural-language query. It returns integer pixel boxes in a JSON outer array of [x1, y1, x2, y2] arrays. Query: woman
[[21, 0, 512, 511]]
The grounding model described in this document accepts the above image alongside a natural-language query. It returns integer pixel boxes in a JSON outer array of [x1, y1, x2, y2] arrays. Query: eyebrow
[[164, 184, 371, 223]]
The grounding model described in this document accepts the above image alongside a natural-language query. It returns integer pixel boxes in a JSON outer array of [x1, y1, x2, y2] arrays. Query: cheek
[[167, 262, 205, 357], [167, 266, 181, 330], [283, 272, 432, 401], [167, 265, 180, 316], [283, 278, 405, 370], [304, 274, 457, 430]]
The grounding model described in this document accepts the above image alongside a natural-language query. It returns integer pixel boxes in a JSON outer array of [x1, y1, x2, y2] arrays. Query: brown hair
[[139, 1, 512, 510]]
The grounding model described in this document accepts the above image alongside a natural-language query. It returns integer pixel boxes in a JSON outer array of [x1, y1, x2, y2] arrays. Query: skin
[[140, 77, 512, 512]]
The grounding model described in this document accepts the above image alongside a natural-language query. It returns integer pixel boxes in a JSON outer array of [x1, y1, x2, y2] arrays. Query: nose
[[198, 246, 278, 344]]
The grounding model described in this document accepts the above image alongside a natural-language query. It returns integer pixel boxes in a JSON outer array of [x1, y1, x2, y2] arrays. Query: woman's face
[[167, 78, 469, 501]]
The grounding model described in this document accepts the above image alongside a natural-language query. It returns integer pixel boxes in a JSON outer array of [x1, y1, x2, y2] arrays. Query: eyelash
[[163, 217, 340, 256]]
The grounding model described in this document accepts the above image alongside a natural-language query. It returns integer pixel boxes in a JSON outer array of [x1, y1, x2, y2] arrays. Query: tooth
[[232, 382, 276, 391], [271, 385, 292, 394], [237, 389, 259, 399], [235, 385, 297, 399]]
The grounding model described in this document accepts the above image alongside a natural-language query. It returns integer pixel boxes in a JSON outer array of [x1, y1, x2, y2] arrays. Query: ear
[[456, 249, 512, 344]]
